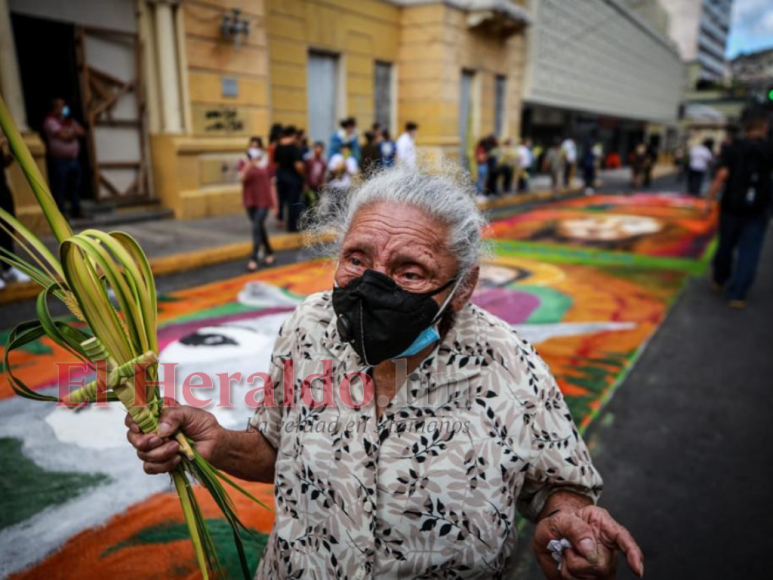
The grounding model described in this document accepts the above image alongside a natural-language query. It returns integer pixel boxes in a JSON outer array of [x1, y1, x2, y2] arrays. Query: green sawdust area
[[0, 437, 109, 530], [104, 519, 269, 578], [492, 239, 714, 274]]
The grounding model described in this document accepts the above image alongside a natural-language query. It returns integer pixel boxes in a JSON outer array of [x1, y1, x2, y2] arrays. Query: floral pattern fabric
[[250, 291, 602, 579]]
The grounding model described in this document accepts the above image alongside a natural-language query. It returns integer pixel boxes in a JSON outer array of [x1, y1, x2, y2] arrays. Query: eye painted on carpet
[[180, 333, 239, 347]]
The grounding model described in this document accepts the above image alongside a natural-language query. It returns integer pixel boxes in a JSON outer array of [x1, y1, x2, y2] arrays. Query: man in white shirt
[[561, 137, 577, 187], [396, 122, 418, 168], [687, 139, 714, 196], [517, 137, 534, 192]]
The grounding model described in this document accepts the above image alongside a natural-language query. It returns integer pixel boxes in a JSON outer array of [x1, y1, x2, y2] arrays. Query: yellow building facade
[[1, 0, 529, 230]]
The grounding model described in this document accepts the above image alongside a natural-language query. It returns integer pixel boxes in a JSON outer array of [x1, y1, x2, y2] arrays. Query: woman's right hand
[[125, 399, 222, 474]]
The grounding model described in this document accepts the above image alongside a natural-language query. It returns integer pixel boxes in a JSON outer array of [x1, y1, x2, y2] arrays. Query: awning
[[466, 0, 532, 36]]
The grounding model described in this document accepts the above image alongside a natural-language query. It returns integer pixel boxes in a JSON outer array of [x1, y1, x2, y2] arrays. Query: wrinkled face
[[336, 202, 459, 308], [558, 215, 662, 242]]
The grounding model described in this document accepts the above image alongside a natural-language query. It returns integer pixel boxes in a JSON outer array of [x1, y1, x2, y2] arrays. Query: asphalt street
[[574, 215, 773, 579]]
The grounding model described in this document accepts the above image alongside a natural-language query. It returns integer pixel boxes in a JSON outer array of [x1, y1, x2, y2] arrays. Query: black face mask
[[332, 269, 457, 366]]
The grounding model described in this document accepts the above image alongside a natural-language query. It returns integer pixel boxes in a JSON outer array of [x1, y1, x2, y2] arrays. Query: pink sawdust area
[[0, 192, 715, 579]]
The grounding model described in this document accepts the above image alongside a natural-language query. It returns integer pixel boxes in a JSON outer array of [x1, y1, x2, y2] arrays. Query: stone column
[[0, 0, 28, 130], [154, 0, 183, 133]]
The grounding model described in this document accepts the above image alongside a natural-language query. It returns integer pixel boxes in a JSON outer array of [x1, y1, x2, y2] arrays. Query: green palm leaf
[[0, 93, 266, 580]]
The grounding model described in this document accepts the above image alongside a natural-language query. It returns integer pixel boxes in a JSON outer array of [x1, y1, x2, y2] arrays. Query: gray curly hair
[[303, 164, 488, 274]]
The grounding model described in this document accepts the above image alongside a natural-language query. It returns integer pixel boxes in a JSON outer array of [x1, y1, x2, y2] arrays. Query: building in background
[[0, 0, 531, 229], [659, 0, 733, 85], [731, 47, 773, 89], [521, 0, 684, 164]]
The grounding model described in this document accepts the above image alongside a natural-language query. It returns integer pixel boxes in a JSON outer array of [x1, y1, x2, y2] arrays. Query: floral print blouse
[[250, 292, 602, 579]]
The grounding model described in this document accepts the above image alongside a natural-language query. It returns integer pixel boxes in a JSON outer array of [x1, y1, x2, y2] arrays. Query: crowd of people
[[237, 118, 419, 271], [471, 134, 611, 199]]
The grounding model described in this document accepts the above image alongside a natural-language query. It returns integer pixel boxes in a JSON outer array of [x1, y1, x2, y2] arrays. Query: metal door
[[374, 61, 392, 131], [307, 52, 339, 146], [459, 70, 475, 169], [76, 25, 149, 202]]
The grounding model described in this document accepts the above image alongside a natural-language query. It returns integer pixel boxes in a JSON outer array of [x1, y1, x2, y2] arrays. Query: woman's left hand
[[533, 506, 644, 579]]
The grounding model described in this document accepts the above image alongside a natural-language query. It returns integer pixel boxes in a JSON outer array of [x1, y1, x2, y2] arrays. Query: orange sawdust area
[[1, 192, 715, 578], [10, 483, 275, 580]]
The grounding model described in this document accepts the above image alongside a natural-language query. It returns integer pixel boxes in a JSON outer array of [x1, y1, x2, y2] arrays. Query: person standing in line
[[360, 130, 383, 174], [705, 112, 773, 309], [267, 123, 283, 225], [581, 137, 597, 195], [544, 138, 565, 196], [517, 137, 534, 192], [673, 143, 686, 182], [0, 136, 33, 291], [296, 128, 310, 160], [380, 128, 396, 168], [474, 138, 489, 196], [498, 138, 519, 195], [239, 137, 275, 272], [305, 141, 327, 199], [43, 98, 86, 219], [687, 139, 714, 196], [327, 142, 359, 192], [396, 122, 418, 168], [630, 143, 648, 190], [274, 126, 305, 233], [643, 139, 658, 188], [561, 136, 577, 187], [485, 135, 500, 196], [329, 117, 360, 162], [592, 140, 604, 172]]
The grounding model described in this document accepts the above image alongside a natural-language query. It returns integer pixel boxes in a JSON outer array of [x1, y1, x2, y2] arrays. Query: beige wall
[[266, 0, 401, 130], [183, 0, 271, 138], [398, 3, 526, 165]]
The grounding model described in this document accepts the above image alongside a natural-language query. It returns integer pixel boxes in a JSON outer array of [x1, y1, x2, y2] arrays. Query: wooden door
[[76, 25, 149, 203]]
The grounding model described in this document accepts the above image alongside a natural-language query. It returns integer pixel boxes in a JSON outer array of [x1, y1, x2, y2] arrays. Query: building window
[[374, 61, 393, 131], [494, 75, 506, 137]]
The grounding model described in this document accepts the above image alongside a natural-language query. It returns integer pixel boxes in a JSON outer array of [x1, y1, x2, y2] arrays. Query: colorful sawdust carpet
[[0, 192, 714, 578]]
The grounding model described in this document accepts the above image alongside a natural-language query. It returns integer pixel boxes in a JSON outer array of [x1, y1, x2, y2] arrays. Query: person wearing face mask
[[124, 166, 643, 580], [43, 98, 86, 219], [239, 137, 275, 271]]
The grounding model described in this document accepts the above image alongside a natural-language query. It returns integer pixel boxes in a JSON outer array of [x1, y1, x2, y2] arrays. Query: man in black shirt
[[273, 125, 305, 232], [705, 112, 773, 308]]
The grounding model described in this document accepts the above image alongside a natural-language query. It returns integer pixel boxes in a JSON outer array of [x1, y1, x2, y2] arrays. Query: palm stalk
[[0, 95, 270, 579]]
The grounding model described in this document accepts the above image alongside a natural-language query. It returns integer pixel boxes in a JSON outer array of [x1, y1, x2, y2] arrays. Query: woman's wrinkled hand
[[534, 505, 644, 579], [125, 398, 222, 474]]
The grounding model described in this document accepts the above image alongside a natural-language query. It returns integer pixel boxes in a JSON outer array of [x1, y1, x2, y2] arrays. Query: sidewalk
[[0, 166, 675, 304]]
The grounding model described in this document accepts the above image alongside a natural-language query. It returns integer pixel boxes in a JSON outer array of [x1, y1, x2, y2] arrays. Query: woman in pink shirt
[[239, 137, 276, 272]]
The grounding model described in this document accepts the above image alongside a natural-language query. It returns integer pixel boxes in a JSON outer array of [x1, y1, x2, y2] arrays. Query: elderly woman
[[126, 166, 644, 579]]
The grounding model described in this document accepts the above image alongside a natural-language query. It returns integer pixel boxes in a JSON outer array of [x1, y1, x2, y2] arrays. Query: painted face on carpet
[[489, 192, 716, 259]]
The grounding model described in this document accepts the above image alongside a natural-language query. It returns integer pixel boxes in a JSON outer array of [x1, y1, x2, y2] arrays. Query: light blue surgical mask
[[396, 324, 441, 358], [393, 276, 464, 359]]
